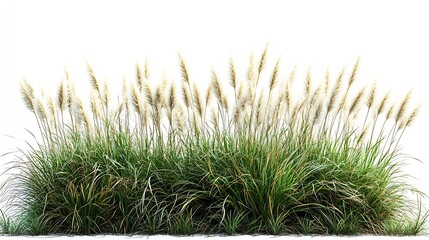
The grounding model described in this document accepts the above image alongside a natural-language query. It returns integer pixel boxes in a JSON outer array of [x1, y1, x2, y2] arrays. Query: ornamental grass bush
[[0, 47, 427, 235]]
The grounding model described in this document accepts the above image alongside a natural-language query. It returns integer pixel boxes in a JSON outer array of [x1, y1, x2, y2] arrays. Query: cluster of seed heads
[[19, 47, 420, 149]]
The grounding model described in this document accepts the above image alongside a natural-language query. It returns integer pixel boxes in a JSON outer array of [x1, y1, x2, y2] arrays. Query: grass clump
[[0, 48, 427, 235]]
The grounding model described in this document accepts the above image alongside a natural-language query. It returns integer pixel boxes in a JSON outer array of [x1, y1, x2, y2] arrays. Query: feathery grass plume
[[168, 83, 176, 112], [386, 102, 396, 120], [178, 53, 190, 85], [233, 92, 249, 129], [103, 81, 110, 109], [35, 96, 49, 120], [257, 43, 269, 78], [396, 90, 413, 123], [246, 52, 255, 82], [47, 96, 57, 122], [122, 78, 130, 118], [367, 82, 377, 108], [136, 64, 143, 91], [313, 101, 324, 125], [377, 91, 391, 116], [144, 59, 150, 80], [283, 67, 296, 112], [131, 85, 141, 115], [229, 57, 238, 106], [90, 90, 102, 117], [326, 67, 345, 114], [19, 80, 35, 112], [221, 96, 230, 113], [357, 123, 371, 143], [57, 80, 68, 111], [193, 82, 204, 119], [71, 97, 83, 125], [209, 106, 219, 129], [77, 98, 92, 132], [87, 63, 100, 93], [144, 82, 154, 107], [35, 95, 54, 143], [236, 82, 244, 101], [324, 68, 330, 95], [89, 90, 102, 131], [360, 82, 377, 133], [205, 85, 212, 107], [404, 105, 420, 128], [304, 68, 312, 97], [174, 105, 185, 132], [348, 57, 360, 86], [345, 86, 367, 131], [155, 84, 164, 107], [255, 92, 266, 127], [229, 57, 237, 90], [181, 83, 192, 109], [66, 80, 75, 109], [269, 57, 281, 92], [211, 68, 225, 109], [349, 86, 367, 115], [309, 84, 322, 108], [166, 83, 176, 127], [153, 85, 163, 134], [131, 84, 148, 135], [339, 61, 360, 111]]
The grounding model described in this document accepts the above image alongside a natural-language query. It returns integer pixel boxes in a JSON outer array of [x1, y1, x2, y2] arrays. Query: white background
[[0, 0, 428, 233]]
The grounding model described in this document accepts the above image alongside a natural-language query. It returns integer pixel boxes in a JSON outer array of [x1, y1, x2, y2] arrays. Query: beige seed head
[[175, 106, 185, 130], [246, 52, 255, 82], [90, 90, 102, 118], [348, 57, 360, 86], [229, 57, 237, 89], [169, 84, 176, 111], [405, 105, 420, 127], [313, 102, 324, 124], [144, 82, 154, 107], [77, 98, 91, 131], [19, 81, 35, 112], [304, 68, 312, 96], [57, 80, 68, 111], [181, 83, 191, 109], [257, 43, 269, 75], [222, 96, 230, 112], [395, 90, 413, 122], [103, 81, 110, 106], [205, 85, 212, 107], [155, 84, 164, 107], [324, 68, 330, 95], [211, 68, 224, 108], [144, 60, 150, 80], [131, 85, 141, 115], [36, 96, 48, 120], [366, 82, 377, 108], [309, 85, 322, 107], [87, 63, 100, 92], [349, 86, 367, 115], [47, 96, 57, 119], [269, 57, 281, 92], [122, 79, 130, 112], [136, 63, 144, 91], [193, 82, 204, 117], [386, 103, 396, 120], [327, 67, 345, 113], [178, 53, 190, 84], [67, 81, 75, 109], [377, 91, 390, 116]]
